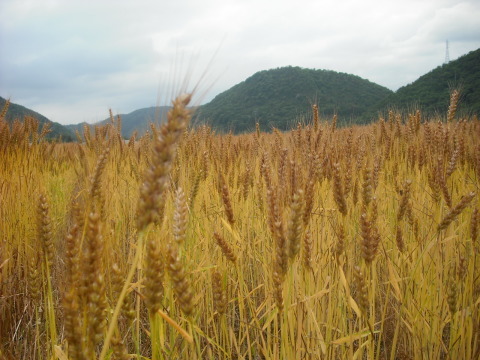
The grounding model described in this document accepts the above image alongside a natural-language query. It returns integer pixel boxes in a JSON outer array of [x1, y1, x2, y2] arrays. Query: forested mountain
[[113, 106, 170, 138], [375, 48, 480, 117], [66, 106, 171, 138], [195, 66, 393, 132], [3, 48, 479, 140], [0, 96, 75, 141]]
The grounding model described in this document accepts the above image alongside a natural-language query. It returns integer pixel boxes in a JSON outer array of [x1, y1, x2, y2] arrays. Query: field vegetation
[[0, 91, 479, 359]]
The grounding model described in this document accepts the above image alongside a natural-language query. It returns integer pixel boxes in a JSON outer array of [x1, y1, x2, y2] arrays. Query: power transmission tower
[[444, 40, 450, 64]]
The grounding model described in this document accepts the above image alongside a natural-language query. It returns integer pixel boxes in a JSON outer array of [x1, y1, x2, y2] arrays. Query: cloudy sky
[[1, 0, 479, 125]]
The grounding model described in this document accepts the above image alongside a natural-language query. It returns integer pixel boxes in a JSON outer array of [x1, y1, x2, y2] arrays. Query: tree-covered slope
[[376, 48, 480, 117], [196, 66, 393, 132], [66, 106, 171, 138], [0, 96, 75, 141], [110, 106, 170, 138]]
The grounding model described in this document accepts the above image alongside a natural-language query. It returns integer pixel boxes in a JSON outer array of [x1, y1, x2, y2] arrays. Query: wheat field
[[0, 93, 479, 359]]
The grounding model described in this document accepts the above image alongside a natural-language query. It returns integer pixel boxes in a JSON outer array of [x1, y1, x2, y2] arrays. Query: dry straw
[[3, 87, 480, 359], [437, 192, 476, 232], [173, 187, 188, 246], [213, 231, 237, 263], [218, 173, 235, 226], [447, 89, 460, 123], [144, 238, 165, 314], [333, 162, 347, 216], [287, 188, 304, 260], [137, 94, 192, 231], [167, 242, 194, 317], [211, 269, 227, 315], [353, 265, 369, 313], [37, 193, 54, 267]]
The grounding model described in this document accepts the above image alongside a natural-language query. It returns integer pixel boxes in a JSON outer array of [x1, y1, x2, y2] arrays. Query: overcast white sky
[[1, 0, 479, 125]]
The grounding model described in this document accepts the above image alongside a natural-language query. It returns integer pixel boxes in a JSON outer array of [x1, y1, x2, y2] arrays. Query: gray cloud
[[0, 0, 479, 124]]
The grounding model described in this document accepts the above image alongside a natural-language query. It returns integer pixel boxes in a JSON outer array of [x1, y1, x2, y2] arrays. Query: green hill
[[196, 66, 394, 132], [5, 49, 478, 141], [66, 106, 171, 139], [376, 48, 480, 117], [0, 96, 75, 141]]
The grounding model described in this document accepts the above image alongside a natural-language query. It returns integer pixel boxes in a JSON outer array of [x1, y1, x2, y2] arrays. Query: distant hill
[[0, 96, 75, 141], [375, 48, 480, 117], [195, 66, 394, 132], [5, 49, 478, 141], [66, 106, 171, 138], [113, 106, 170, 138]]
